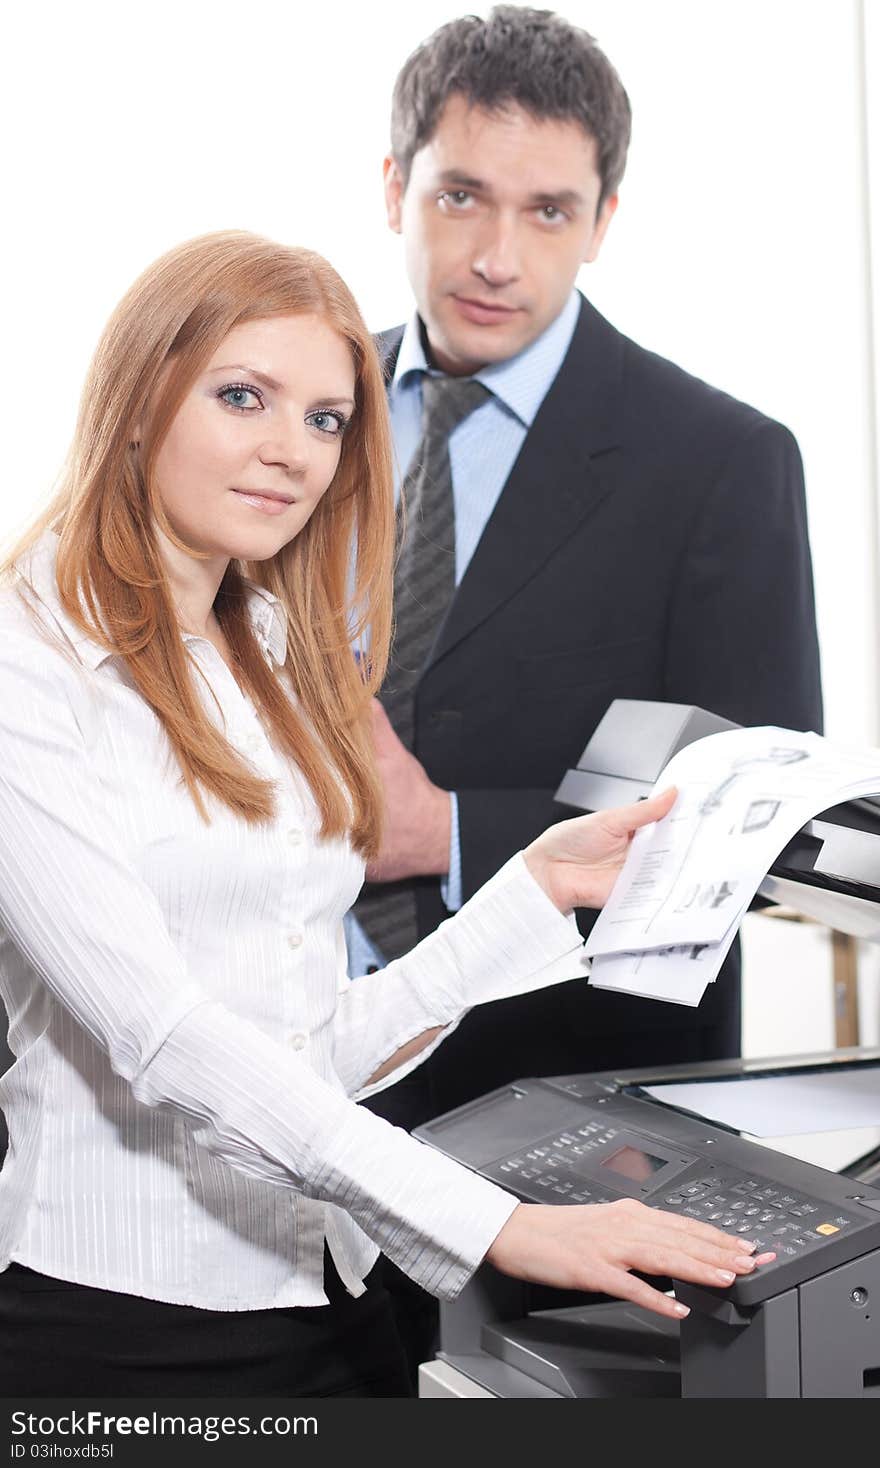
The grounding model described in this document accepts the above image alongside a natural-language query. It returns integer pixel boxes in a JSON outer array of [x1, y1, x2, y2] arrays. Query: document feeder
[[554, 698, 880, 909]]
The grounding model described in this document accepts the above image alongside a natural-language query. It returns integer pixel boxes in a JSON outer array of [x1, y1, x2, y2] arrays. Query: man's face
[[385, 95, 617, 375]]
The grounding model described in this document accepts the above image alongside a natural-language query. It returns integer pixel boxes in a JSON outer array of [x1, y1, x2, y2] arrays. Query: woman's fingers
[[614, 1209, 775, 1268], [486, 1199, 777, 1321], [587, 1265, 693, 1319], [596, 1202, 777, 1298], [630, 1205, 748, 1244], [624, 1242, 762, 1288], [600, 785, 677, 839], [640, 1238, 764, 1276], [607, 1198, 763, 1255]]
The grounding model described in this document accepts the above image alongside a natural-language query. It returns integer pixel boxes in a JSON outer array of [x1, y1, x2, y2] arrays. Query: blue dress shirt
[[346, 292, 581, 975]]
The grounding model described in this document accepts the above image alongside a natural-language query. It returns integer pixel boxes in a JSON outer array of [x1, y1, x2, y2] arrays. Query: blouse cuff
[[398, 852, 586, 1019], [311, 1096, 522, 1298]]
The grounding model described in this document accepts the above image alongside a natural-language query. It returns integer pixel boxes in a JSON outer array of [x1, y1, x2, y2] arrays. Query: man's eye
[[218, 384, 263, 412], [537, 205, 566, 224], [306, 410, 348, 437], [438, 190, 474, 211]]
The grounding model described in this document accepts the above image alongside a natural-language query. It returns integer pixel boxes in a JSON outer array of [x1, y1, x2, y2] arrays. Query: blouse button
[[290, 1032, 308, 1052], [287, 931, 303, 949]]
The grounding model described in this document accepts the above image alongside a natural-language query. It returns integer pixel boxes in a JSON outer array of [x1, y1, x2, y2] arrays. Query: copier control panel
[[416, 1072, 880, 1307]]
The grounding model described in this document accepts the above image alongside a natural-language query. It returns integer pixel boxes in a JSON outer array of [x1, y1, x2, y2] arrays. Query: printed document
[[585, 726, 880, 1006]]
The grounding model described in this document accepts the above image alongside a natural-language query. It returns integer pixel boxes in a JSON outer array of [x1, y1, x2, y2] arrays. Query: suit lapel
[[428, 296, 625, 669], [376, 326, 405, 384]]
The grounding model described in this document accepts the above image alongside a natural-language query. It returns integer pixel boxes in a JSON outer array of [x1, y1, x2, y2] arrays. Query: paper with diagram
[[585, 726, 880, 1006], [588, 926, 741, 1007]]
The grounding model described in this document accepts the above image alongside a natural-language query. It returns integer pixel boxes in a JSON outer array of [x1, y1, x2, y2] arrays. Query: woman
[[0, 231, 770, 1397]]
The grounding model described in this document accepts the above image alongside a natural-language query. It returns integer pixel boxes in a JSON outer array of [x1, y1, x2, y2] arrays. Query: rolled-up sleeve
[[335, 855, 587, 1099]]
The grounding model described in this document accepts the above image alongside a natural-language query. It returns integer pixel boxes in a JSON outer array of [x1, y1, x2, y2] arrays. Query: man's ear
[[384, 155, 406, 234], [583, 193, 618, 265]]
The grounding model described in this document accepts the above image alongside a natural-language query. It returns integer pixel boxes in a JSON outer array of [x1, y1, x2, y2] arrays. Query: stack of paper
[[586, 726, 880, 1006]]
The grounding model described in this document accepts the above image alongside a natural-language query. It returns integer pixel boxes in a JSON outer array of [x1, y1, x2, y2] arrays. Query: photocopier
[[414, 701, 880, 1399]]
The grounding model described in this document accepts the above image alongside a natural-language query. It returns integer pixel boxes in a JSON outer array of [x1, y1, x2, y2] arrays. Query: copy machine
[[414, 702, 880, 1398]]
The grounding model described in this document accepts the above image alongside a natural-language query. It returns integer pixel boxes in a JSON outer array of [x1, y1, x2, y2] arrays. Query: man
[[348, 6, 822, 1381]]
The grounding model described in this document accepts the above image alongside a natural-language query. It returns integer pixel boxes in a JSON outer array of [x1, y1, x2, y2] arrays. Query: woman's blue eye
[[307, 410, 348, 436], [218, 384, 262, 412]]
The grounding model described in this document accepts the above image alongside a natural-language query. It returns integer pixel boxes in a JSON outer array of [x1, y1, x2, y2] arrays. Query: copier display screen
[[600, 1144, 667, 1183]]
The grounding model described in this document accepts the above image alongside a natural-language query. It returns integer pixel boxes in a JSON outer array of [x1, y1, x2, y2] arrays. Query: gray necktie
[[354, 373, 491, 961]]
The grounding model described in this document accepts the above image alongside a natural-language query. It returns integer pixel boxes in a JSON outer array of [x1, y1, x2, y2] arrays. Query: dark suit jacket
[[365, 295, 823, 1131]]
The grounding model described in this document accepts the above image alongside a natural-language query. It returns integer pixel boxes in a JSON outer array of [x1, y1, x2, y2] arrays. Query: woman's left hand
[[523, 787, 677, 913]]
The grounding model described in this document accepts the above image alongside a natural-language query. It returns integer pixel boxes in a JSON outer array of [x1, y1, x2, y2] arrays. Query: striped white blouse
[[0, 533, 586, 1311]]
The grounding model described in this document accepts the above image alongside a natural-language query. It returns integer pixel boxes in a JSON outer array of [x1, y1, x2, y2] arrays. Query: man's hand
[[485, 1197, 775, 1320], [522, 787, 677, 913], [366, 700, 453, 882]]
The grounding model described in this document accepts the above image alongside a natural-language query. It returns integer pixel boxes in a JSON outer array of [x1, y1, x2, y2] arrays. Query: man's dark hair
[[390, 7, 632, 208]]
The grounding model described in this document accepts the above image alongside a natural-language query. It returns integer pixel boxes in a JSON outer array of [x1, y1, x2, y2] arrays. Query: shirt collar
[[391, 289, 581, 428], [17, 530, 288, 670], [241, 582, 288, 667]]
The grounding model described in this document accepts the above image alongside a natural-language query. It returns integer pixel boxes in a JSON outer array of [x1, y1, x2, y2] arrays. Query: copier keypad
[[658, 1176, 853, 1257], [487, 1119, 856, 1261]]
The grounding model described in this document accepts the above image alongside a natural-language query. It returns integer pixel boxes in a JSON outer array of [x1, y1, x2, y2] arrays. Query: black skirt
[[0, 1248, 411, 1398]]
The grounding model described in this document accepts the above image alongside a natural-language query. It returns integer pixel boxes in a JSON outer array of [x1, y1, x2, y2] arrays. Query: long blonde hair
[[8, 231, 395, 856]]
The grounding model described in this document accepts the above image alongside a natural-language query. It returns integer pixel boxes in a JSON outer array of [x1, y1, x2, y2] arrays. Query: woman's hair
[[8, 231, 395, 856]]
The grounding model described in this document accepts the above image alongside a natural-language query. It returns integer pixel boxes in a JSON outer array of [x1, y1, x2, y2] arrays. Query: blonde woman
[[0, 232, 770, 1397]]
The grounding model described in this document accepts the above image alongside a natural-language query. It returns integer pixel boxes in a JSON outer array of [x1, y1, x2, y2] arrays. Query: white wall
[[4, 0, 879, 1056]]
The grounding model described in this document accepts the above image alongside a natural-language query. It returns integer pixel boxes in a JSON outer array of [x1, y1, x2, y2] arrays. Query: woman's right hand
[[484, 1198, 775, 1319]]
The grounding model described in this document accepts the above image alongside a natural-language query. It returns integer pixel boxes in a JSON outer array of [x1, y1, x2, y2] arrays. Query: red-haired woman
[[0, 232, 769, 1397]]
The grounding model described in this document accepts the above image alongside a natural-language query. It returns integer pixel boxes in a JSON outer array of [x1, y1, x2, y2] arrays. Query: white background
[[4, 0, 880, 1057]]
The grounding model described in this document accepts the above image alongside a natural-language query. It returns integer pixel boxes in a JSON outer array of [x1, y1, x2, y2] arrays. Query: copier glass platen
[[415, 1062, 880, 1397]]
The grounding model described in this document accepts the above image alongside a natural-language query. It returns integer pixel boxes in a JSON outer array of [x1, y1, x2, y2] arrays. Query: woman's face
[[152, 313, 356, 563]]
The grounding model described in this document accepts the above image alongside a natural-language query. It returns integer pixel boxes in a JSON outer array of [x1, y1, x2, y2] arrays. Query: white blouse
[[0, 533, 586, 1311]]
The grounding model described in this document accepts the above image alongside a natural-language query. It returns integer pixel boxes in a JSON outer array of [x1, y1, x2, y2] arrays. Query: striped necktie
[[354, 373, 491, 961]]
